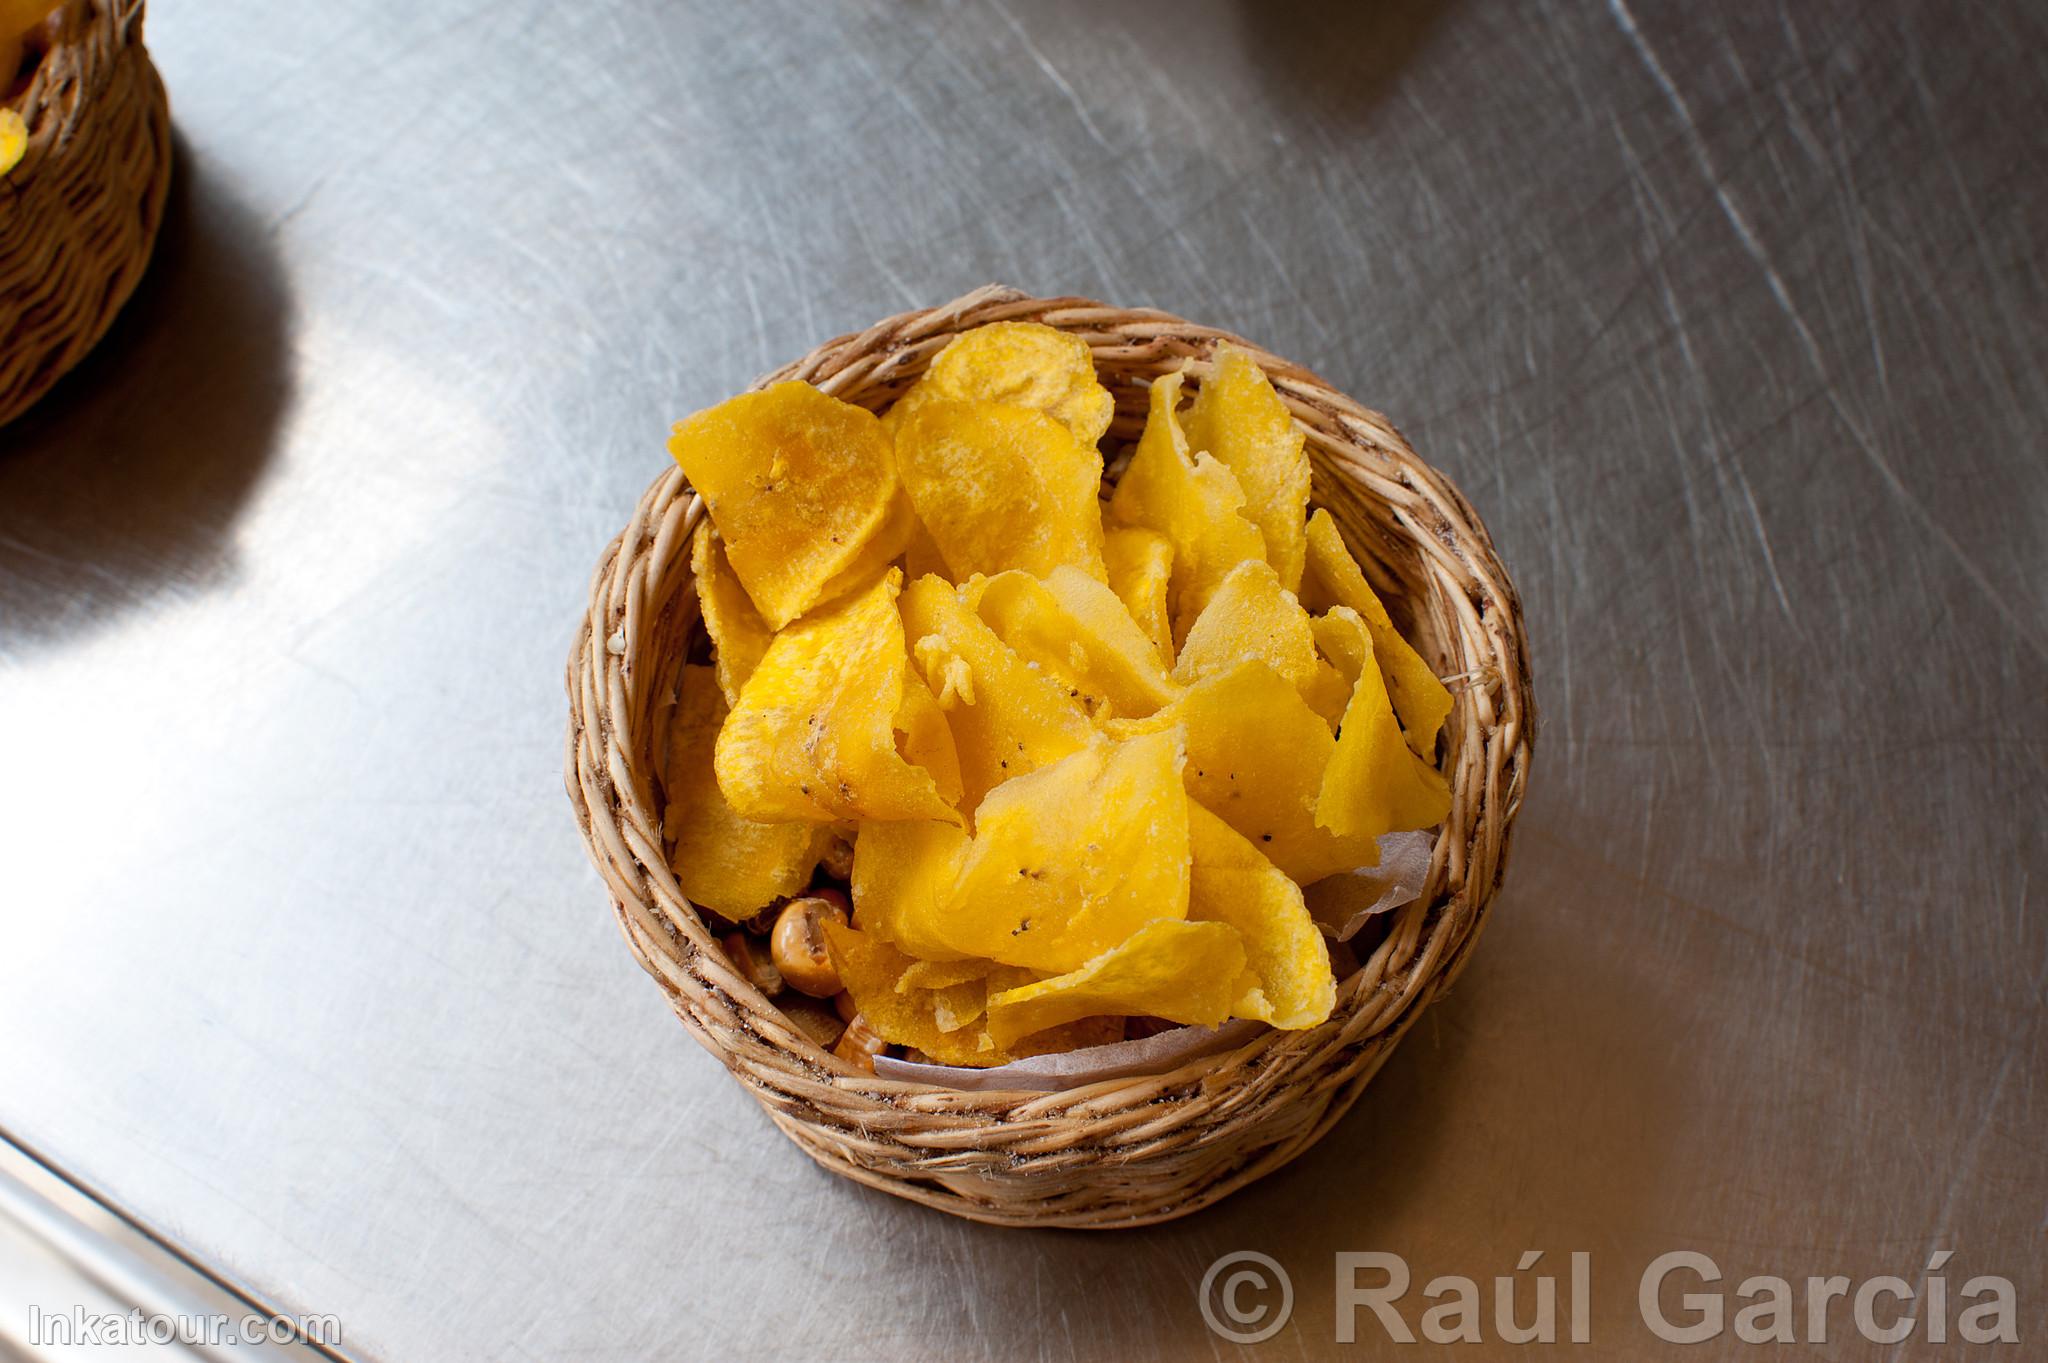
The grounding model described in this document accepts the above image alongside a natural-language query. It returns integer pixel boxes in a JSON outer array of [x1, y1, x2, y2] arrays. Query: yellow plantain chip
[[1106, 660, 1381, 882], [814, 489, 917, 609], [984, 919, 1249, 1049], [968, 568, 1178, 722], [933, 731, 1192, 974], [716, 569, 962, 825], [823, 922, 1006, 1065], [1102, 525, 1176, 666], [893, 321, 1115, 448], [823, 923, 1105, 1065], [663, 667, 826, 921], [897, 398, 1107, 583], [897, 958, 993, 993], [850, 817, 972, 959], [1310, 604, 1369, 685], [1173, 558, 1350, 727], [1300, 509, 1453, 762], [691, 522, 774, 706], [1106, 370, 1267, 644], [894, 670, 964, 810], [902, 516, 949, 582], [927, 979, 989, 1033], [668, 381, 899, 629], [1315, 609, 1453, 840], [1187, 802, 1335, 1030], [0, 108, 24, 178], [900, 574, 1094, 812], [1182, 344, 1312, 593]]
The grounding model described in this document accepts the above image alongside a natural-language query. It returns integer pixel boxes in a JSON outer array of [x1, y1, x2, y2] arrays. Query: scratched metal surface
[[0, 1, 2042, 1358]]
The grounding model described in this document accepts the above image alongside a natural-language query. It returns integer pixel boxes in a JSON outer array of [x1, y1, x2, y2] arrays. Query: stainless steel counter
[[1, 1, 2041, 1358]]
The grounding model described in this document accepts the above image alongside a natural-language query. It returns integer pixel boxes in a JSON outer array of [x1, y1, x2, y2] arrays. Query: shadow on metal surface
[[0, 134, 291, 650], [1236, 0, 1457, 130]]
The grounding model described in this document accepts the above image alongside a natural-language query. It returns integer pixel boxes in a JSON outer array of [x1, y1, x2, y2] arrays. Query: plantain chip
[[668, 381, 899, 629], [824, 922, 1006, 1065], [896, 398, 1107, 583], [691, 522, 774, 706], [0, 108, 24, 179], [663, 667, 826, 921], [1315, 609, 1453, 840], [899, 573, 1094, 812], [1102, 525, 1176, 666], [932, 731, 1191, 974], [1310, 604, 1370, 686], [814, 489, 917, 609], [891, 321, 1115, 448], [894, 669, 964, 810], [1105, 659, 1380, 882], [850, 817, 972, 959], [1106, 370, 1267, 643], [1187, 802, 1335, 1030], [897, 958, 993, 993], [1182, 344, 1311, 593], [901, 516, 949, 582], [984, 919, 1250, 1048], [716, 569, 961, 825], [823, 922, 1109, 1065], [1300, 509, 1453, 762], [1173, 558, 1350, 727], [969, 568, 1178, 722]]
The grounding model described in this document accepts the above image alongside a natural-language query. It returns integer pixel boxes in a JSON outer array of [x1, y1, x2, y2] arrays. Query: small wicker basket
[[566, 286, 1534, 1228], [0, 0, 170, 428]]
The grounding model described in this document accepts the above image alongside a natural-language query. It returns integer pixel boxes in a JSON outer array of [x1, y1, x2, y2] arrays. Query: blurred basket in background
[[1, 0, 170, 428], [566, 285, 1535, 1227]]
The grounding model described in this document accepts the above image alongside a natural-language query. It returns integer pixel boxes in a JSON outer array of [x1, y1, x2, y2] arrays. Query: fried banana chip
[[897, 398, 1107, 583], [1301, 509, 1453, 762], [691, 523, 774, 706], [902, 516, 949, 582], [900, 573, 1094, 812], [0, 108, 25, 179], [1106, 660, 1381, 882], [934, 731, 1192, 974], [1173, 558, 1350, 727], [970, 568, 1178, 721], [850, 817, 972, 959], [893, 321, 1115, 448], [824, 923, 1107, 1065], [823, 922, 1006, 1065], [984, 919, 1249, 1048], [814, 489, 917, 609], [1102, 525, 1176, 666], [1187, 802, 1334, 1030], [668, 381, 899, 629], [894, 670, 964, 809], [663, 667, 826, 920], [1182, 344, 1311, 593], [716, 569, 962, 825], [1106, 370, 1267, 643], [897, 958, 993, 993], [1315, 609, 1453, 840]]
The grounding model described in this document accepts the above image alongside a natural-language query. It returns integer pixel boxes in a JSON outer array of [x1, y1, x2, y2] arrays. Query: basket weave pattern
[[566, 287, 1535, 1227], [0, 0, 170, 427]]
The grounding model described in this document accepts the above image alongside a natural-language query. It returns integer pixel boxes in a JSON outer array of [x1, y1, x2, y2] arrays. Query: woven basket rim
[[565, 285, 1535, 1224], [1, 0, 169, 428]]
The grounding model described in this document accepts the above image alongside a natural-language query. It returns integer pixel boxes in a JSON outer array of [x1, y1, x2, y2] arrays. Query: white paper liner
[[872, 1019, 1268, 1092], [868, 829, 1437, 1094], [1303, 829, 1435, 941]]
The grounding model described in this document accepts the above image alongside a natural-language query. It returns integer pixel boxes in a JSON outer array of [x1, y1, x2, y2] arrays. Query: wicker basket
[[566, 286, 1534, 1228], [0, 0, 170, 428]]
